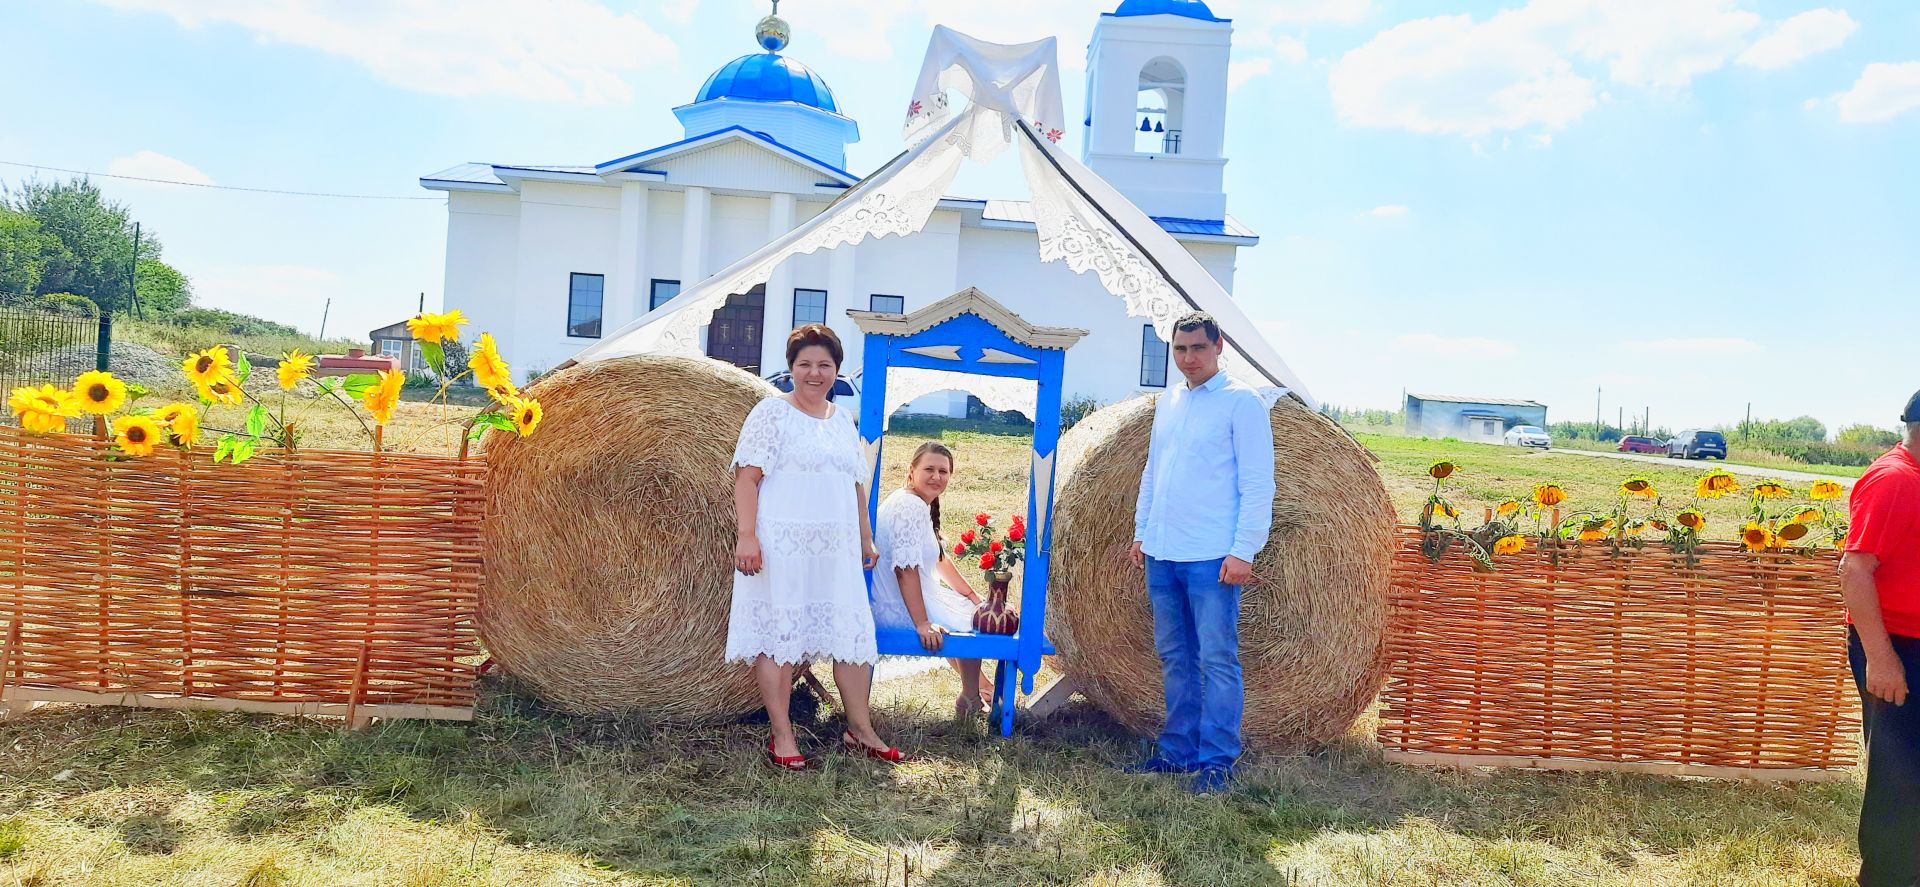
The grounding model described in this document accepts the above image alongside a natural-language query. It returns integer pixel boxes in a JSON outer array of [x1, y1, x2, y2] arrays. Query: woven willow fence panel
[[1381, 526, 1858, 780], [0, 426, 484, 723]]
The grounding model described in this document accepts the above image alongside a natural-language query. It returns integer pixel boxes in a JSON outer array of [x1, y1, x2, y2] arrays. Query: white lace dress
[[724, 397, 878, 666], [870, 489, 977, 633]]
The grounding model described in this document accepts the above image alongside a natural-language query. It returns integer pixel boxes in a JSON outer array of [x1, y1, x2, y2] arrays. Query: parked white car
[[1504, 425, 1552, 449]]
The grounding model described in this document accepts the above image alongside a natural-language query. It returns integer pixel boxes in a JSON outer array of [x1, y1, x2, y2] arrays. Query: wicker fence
[[1380, 525, 1859, 781], [0, 425, 484, 725]]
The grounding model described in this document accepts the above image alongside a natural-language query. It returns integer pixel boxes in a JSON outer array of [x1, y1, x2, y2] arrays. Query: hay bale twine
[[480, 354, 776, 719], [1047, 394, 1394, 751]]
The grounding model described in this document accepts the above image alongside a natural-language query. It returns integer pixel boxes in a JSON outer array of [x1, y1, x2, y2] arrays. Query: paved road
[[1549, 447, 1857, 486]]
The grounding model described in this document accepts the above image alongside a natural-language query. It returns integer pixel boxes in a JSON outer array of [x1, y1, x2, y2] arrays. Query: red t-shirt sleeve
[[1848, 473, 1920, 557]]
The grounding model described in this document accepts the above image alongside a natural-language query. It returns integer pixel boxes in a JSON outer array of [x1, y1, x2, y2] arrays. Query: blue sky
[[3, 0, 1915, 434]]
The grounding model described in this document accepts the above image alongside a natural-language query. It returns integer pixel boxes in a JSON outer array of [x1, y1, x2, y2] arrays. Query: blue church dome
[[1110, 0, 1226, 22], [695, 52, 839, 113]]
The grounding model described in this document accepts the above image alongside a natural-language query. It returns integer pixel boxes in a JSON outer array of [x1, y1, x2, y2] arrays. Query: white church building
[[422, 0, 1255, 415]]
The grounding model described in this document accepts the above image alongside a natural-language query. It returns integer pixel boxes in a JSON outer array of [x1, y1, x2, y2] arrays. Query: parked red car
[[1617, 435, 1664, 454]]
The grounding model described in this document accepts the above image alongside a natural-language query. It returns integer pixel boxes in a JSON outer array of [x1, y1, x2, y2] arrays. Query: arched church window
[[1134, 56, 1186, 155]]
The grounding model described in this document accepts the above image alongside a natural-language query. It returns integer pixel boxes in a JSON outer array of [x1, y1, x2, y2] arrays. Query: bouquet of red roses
[[950, 512, 1026, 575]]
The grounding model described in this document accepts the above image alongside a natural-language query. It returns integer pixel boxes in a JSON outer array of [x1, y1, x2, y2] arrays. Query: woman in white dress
[[728, 324, 902, 769], [871, 442, 992, 718]]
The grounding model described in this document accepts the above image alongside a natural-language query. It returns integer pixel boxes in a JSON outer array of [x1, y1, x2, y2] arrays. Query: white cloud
[[1330, 0, 1771, 136], [1365, 204, 1410, 217], [1833, 61, 1920, 123], [1392, 333, 1518, 358], [1737, 8, 1857, 70], [1221, 0, 1374, 26], [106, 150, 213, 186], [1229, 58, 1273, 90], [89, 0, 677, 104], [1271, 35, 1309, 66], [1622, 337, 1762, 357], [800, 0, 1090, 63], [1329, 11, 1596, 136], [661, 0, 699, 27]]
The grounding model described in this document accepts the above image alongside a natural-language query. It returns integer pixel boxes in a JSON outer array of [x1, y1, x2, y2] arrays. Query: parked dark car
[[1666, 429, 1728, 460], [1618, 435, 1664, 454]]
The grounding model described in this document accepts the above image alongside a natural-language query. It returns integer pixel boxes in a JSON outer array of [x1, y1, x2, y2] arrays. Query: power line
[[0, 159, 444, 202]]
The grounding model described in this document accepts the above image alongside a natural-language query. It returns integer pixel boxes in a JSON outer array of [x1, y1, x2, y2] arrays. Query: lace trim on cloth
[[725, 599, 879, 666], [882, 367, 1035, 432], [881, 493, 935, 570]]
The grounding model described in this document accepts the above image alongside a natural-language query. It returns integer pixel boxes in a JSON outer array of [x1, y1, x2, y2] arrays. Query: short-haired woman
[[727, 323, 904, 769]]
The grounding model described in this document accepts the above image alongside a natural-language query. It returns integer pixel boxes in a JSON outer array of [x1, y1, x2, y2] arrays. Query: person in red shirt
[[1843, 389, 1920, 887]]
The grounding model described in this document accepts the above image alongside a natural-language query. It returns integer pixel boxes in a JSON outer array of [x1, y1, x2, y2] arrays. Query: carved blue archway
[[851, 287, 1087, 736]]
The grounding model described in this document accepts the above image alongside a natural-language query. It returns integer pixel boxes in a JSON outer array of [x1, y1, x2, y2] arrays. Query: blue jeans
[[1145, 556, 1243, 771]]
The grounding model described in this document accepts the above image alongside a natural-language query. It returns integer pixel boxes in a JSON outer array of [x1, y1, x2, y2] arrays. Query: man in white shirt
[[1122, 311, 1276, 793]]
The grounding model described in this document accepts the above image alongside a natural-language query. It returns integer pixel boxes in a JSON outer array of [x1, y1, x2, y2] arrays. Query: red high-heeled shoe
[[767, 738, 808, 772], [842, 731, 907, 764]]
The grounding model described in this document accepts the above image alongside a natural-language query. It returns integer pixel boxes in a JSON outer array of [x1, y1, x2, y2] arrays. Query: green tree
[[134, 258, 193, 316], [0, 208, 71, 299], [1837, 424, 1900, 448], [2, 177, 161, 312]]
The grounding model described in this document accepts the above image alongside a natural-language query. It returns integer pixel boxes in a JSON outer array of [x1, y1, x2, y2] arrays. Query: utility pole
[[318, 298, 331, 342], [1644, 406, 1650, 436], [1744, 402, 1752, 440], [1595, 386, 1602, 432], [418, 292, 425, 315], [1618, 406, 1623, 433], [126, 222, 142, 319]]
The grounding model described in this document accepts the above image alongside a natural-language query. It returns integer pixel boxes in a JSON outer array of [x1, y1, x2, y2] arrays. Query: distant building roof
[[1407, 393, 1547, 408], [980, 199, 1256, 242], [1109, 0, 1228, 22]]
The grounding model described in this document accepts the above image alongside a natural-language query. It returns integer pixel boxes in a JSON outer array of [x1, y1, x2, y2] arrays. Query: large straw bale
[[480, 355, 773, 719], [1048, 394, 1394, 751]]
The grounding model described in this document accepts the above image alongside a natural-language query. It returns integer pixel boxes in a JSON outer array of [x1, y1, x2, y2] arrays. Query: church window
[[1135, 57, 1186, 155], [869, 294, 904, 314], [793, 288, 827, 328], [1140, 324, 1169, 387], [567, 273, 604, 338], [650, 279, 681, 311]]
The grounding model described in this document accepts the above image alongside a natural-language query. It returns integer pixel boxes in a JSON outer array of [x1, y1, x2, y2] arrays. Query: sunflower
[[1495, 499, 1521, 518], [509, 397, 543, 437], [1577, 520, 1609, 542], [1624, 519, 1647, 537], [113, 415, 163, 457], [1789, 506, 1822, 524], [277, 349, 315, 390], [1493, 535, 1527, 556], [1620, 476, 1656, 498], [182, 347, 233, 386], [1428, 499, 1459, 520], [486, 380, 519, 403], [1648, 518, 1670, 532], [406, 310, 468, 343], [1428, 460, 1457, 480], [71, 370, 127, 415], [469, 333, 513, 392], [1741, 522, 1776, 552], [1533, 483, 1568, 508], [1676, 508, 1705, 531], [1695, 470, 1740, 499], [8, 384, 81, 433], [1752, 480, 1792, 499], [1778, 521, 1811, 543], [198, 376, 244, 406], [364, 370, 405, 426], [1809, 480, 1844, 501], [153, 402, 200, 447]]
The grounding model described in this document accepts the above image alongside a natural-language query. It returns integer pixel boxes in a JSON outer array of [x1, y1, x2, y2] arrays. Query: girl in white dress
[[871, 442, 991, 718], [728, 325, 902, 769]]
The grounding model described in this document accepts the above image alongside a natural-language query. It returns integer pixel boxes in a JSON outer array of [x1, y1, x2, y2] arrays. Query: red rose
[[952, 543, 966, 556], [1012, 514, 1025, 526], [979, 553, 996, 570], [989, 540, 1003, 552], [960, 530, 975, 545], [976, 513, 990, 526], [1007, 526, 1025, 542]]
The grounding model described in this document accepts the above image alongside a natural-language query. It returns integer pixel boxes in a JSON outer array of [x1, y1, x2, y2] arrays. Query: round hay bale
[[1047, 393, 1394, 752], [480, 354, 776, 719]]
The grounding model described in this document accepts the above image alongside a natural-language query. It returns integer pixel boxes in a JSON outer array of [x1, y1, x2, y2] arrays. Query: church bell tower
[[1082, 0, 1232, 222]]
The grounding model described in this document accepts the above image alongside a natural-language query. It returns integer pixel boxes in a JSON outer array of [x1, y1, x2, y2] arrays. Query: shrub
[[1837, 424, 1901, 448], [1060, 394, 1101, 430]]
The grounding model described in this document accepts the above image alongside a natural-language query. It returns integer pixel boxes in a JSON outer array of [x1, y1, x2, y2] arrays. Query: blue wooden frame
[[857, 310, 1070, 737]]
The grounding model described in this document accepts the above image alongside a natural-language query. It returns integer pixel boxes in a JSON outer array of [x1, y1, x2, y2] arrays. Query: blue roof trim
[[596, 124, 857, 182]]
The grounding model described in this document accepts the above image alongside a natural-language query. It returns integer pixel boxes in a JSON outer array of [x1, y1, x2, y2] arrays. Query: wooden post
[[345, 641, 373, 730], [178, 447, 194, 697]]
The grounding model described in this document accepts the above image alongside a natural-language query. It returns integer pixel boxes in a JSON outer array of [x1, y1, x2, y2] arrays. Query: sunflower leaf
[[213, 435, 237, 464], [245, 404, 269, 439], [126, 383, 149, 403], [341, 374, 379, 398], [231, 438, 256, 464], [420, 340, 445, 377], [468, 412, 515, 439], [232, 348, 253, 386]]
